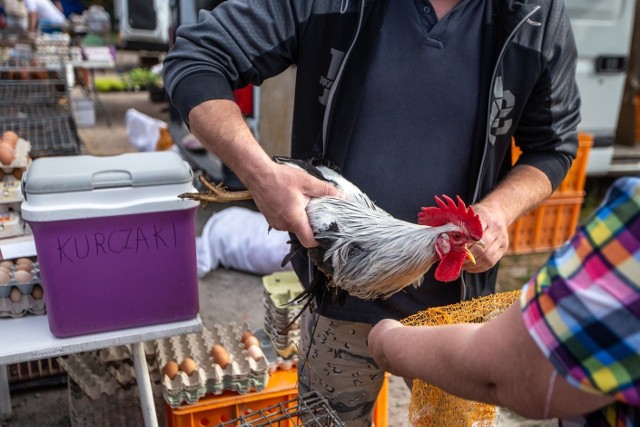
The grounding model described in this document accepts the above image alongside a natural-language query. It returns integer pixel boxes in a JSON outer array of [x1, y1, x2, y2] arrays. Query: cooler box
[[20, 152, 201, 337]]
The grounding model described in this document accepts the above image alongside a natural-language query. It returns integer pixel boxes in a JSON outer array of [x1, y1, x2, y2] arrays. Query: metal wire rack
[[0, 103, 69, 120], [0, 79, 69, 106], [0, 116, 81, 158], [219, 391, 345, 426]]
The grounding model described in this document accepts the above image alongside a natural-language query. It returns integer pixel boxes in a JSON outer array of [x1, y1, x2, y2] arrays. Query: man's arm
[[187, 100, 341, 247], [467, 164, 552, 273], [368, 304, 615, 420]]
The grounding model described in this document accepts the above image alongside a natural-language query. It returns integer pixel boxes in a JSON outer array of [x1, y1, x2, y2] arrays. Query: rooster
[[179, 157, 484, 300]]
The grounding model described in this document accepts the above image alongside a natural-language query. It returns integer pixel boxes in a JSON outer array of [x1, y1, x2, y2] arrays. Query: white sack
[[125, 108, 167, 152], [197, 206, 294, 277]]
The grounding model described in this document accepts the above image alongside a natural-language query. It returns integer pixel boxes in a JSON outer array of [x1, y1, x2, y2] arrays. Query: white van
[[564, 0, 639, 175], [114, 0, 171, 51]]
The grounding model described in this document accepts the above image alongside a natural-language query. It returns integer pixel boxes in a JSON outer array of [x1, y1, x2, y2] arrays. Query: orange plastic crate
[[507, 195, 584, 255], [508, 133, 592, 255], [512, 132, 593, 197], [166, 369, 389, 427]]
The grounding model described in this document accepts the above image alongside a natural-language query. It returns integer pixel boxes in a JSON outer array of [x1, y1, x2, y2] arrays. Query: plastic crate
[[512, 132, 593, 197], [8, 358, 65, 384], [166, 369, 389, 427], [508, 133, 592, 255], [507, 195, 584, 255]]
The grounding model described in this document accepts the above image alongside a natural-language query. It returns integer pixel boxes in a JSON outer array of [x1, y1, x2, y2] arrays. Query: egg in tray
[[155, 322, 272, 408], [0, 131, 33, 239], [0, 257, 45, 318]]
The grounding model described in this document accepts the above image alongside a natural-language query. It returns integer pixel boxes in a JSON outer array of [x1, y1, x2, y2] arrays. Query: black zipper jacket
[[164, 0, 580, 323]]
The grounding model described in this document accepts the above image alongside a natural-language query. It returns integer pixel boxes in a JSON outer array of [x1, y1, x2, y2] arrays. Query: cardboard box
[[20, 152, 200, 337]]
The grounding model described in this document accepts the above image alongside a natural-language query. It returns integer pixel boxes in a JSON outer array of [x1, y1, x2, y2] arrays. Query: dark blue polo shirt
[[343, 0, 483, 223]]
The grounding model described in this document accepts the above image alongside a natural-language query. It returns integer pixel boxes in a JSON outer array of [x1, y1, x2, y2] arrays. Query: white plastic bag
[[196, 207, 294, 277], [125, 108, 167, 152]]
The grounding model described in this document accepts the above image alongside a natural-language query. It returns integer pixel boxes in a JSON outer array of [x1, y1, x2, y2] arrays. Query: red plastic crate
[[166, 369, 389, 427]]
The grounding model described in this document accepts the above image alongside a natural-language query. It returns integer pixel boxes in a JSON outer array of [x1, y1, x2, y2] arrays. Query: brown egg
[[179, 358, 198, 376], [210, 344, 230, 369], [31, 284, 43, 300], [241, 330, 254, 343], [16, 258, 33, 268], [13, 270, 32, 284], [0, 260, 13, 270], [2, 131, 18, 147], [0, 143, 15, 165], [0, 270, 9, 285], [243, 335, 260, 349], [9, 286, 22, 303], [15, 264, 32, 273], [12, 168, 23, 179], [0, 266, 11, 276], [162, 360, 179, 379]]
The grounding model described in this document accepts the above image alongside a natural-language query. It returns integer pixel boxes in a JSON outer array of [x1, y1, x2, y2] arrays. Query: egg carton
[[59, 351, 163, 400], [0, 260, 42, 297], [155, 322, 270, 408], [0, 138, 31, 169], [0, 175, 23, 204], [262, 272, 305, 358], [96, 342, 156, 366], [0, 211, 25, 239], [0, 291, 45, 318]]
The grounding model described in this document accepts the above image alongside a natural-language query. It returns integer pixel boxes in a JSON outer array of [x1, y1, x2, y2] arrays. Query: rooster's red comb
[[418, 195, 483, 239]]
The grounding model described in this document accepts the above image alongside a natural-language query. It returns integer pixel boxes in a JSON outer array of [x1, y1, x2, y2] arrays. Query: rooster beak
[[465, 245, 476, 265]]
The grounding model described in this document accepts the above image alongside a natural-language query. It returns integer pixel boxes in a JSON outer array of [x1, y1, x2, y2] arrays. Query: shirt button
[[423, 5, 431, 14]]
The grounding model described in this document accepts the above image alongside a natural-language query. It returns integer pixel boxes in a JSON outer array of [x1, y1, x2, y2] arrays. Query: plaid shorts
[[297, 310, 386, 426]]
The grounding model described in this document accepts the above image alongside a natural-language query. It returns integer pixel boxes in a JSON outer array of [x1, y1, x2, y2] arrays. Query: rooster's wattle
[[179, 157, 484, 300]]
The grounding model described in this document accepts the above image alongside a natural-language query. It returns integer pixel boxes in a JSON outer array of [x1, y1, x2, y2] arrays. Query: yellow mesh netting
[[400, 290, 522, 427]]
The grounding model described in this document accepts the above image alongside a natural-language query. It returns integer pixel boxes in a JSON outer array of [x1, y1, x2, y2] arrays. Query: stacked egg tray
[[58, 344, 166, 427], [155, 323, 271, 408], [0, 137, 31, 239], [262, 271, 305, 359], [0, 257, 44, 318]]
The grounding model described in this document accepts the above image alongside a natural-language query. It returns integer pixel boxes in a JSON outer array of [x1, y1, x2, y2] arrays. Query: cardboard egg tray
[[262, 271, 305, 358], [60, 346, 166, 427], [59, 344, 161, 399], [0, 211, 26, 238], [0, 175, 23, 205], [0, 260, 44, 317], [155, 323, 270, 408]]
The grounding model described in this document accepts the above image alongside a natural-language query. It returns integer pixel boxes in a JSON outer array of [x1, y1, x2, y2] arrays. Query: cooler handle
[[92, 170, 134, 189]]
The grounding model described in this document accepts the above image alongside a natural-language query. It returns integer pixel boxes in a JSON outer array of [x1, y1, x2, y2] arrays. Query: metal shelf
[[0, 116, 81, 158]]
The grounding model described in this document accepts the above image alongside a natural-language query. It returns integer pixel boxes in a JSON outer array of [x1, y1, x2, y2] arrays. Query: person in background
[[54, 0, 84, 18], [24, 0, 65, 32], [162, 1, 581, 425], [2, 0, 28, 31], [369, 176, 640, 425]]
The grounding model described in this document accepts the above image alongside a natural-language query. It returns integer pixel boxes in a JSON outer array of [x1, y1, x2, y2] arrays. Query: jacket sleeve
[[162, 1, 307, 125], [513, 2, 581, 191]]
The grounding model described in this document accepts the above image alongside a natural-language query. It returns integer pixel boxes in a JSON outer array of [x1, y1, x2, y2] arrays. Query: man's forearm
[[480, 164, 553, 226], [187, 99, 273, 189]]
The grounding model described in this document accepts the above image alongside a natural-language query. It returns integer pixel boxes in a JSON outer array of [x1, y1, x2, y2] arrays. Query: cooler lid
[[23, 152, 193, 194]]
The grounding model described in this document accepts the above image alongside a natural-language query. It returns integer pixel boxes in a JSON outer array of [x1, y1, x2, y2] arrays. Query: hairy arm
[[187, 100, 340, 247], [368, 304, 615, 419], [467, 165, 552, 273]]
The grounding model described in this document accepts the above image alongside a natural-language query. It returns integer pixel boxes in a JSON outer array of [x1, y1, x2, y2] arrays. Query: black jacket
[[164, 0, 580, 323]]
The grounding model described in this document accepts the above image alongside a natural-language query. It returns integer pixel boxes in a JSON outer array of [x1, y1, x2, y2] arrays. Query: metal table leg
[[131, 342, 159, 427], [0, 365, 11, 419]]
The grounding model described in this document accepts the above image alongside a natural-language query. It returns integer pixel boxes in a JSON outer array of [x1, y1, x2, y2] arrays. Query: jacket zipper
[[472, 5, 542, 203], [321, 0, 367, 158]]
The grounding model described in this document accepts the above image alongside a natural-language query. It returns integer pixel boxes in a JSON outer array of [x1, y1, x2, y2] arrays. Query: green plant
[[123, 67, 161, 90]]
